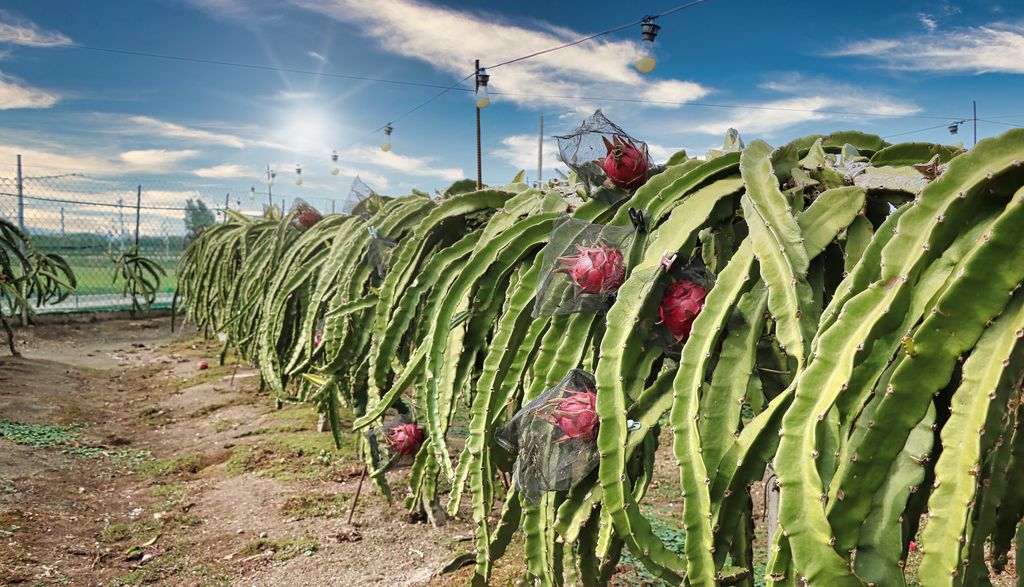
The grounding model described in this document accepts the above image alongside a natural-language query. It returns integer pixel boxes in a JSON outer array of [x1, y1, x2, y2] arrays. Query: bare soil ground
[[0, 317, 489, 587]]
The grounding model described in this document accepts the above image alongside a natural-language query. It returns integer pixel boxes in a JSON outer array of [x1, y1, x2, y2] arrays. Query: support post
[[134, 185, 142, 248], [223, 192, 230, 223], [16, 155, 27, 326], [537, 115, 544, 188], [973, 100, 977, 147], [475, 59, 483, 189]]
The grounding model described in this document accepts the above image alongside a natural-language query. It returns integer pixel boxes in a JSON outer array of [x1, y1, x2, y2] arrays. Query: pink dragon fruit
[[295, 204, 322, 228], [313, 330, 323, 348], [601, 136, 648, 191], [386, 422, 424, 456], [543, 388, 599, 443], [659, 280, 708, 341], [557, 243, 625, 295]]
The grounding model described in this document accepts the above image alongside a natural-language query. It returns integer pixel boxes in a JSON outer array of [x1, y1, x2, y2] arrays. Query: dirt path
[[0, 317, 480, 587]]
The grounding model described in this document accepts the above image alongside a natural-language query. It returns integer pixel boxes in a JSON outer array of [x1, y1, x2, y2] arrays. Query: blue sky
[[0, 0, 1021, 218]]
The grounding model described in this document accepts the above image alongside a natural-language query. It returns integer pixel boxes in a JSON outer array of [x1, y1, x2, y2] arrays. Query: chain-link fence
[[0, 159, 348, 314]]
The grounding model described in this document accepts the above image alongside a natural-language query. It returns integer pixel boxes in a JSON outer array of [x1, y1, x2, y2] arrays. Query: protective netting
[[651, 253, 713, 347], [365, 226, 397, 279], [344, 176, 388, 218], [533, 215, 634, 317], [496, 369, 600, 501], [289, 198, 323, 230], [554, 110, 656, 197]]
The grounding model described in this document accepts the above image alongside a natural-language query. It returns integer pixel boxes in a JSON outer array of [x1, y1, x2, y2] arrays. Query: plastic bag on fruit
[[344, 176, 387, 218], [533, 214, 635, 317], [554, 109, 658, 199], [290, 198, 323, 230], [496, 369, 600, 501], [364, 226, 397, 279]]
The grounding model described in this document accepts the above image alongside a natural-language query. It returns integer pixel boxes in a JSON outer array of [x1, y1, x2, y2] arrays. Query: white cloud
[[124, 116, 248, 148], [682, 74, 921, 136], [491, 134, 563, 177], [832, 22, 1024, 74], [344, 147, 465, 182], [288, 0, 712, 110], [306, 50, 327, 64], [919, 14, 938, 33], [119, 149, 201, 172], [193, 164, 258, 179], [0, 10, 72, 47], [0, 72, 58, 109]]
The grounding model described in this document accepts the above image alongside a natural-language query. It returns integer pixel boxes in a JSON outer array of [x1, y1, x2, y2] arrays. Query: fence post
[[16, 155, 27, 326], [134, 185, 142, 248]]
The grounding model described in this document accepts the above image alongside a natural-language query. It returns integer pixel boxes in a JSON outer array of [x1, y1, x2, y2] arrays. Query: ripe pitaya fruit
[[543, 388, 598, 443], [557, 243, 625, 295], [0, 273, 9, 283], [295, 204, 322, 228], [659, 280, 708, 341], [198, 360, 209, 370], [386, 422, 424, 456], [601, 136, 648, 191]]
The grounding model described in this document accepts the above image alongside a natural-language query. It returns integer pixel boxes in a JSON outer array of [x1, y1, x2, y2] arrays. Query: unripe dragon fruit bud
[[386, 422, 424, 456], [295, 204, 322, 228], [543, 388, 598, 443], [557, 243, 625, 295], [601, 136, 648, 191], [659, 280, 708, 341], [908, 541, 917, 553]]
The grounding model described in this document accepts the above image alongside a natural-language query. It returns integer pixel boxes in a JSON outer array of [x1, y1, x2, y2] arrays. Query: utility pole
[[117, 197, 125, 252], [537, 115, 544, 188], [973, 100, 977, 147], [266, 165, 275, 209], [475, 59, 483, 189], [134, 185, 142, 248], [224, 192, 230, 222], [60, 207, 65, 238]]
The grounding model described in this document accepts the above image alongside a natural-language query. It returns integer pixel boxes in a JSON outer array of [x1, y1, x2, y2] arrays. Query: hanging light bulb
[[948, 122, 960, 135], [250, 185, 256, 200], [381, 124, 393, 152], [330, 150, 340, 175], [475, 67, 491, 109], [295, 164, 303, 186], [268, 168, 276, 188], [634, 16, 660, 74]]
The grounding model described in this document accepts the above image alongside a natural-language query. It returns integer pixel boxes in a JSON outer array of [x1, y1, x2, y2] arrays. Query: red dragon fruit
[[601, 136, 648, 191], [0, 274, 9, 283], [295, 204, 322, 229], [557, 243, 625, 295], [386, 422, 424, 456], [313, 330, 323, 348], [543, 388, 599, 443], [659, 280, 708, 341]]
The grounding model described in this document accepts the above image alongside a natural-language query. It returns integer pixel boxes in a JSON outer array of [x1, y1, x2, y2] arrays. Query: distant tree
[[184, 199, 216, 241]]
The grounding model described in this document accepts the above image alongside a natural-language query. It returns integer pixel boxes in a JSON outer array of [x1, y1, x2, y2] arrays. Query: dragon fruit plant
[[542, 387, 598, 443], [601, 135, 648, 191], [556, 242, 625, 295]]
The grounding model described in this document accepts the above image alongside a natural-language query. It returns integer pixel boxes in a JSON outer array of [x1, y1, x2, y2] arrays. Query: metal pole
[[16, 155, 24, 232], [475, 59, 483, 189], [60, 207, 65, 238], [537, 115, 544, 187], [16, 155, 26, 326], [331, 200, 336, 215], [224, 192, 230, 222], [118, 198, 125, 252], [134, 185, 142, 248], [973, 100, 977, 147]]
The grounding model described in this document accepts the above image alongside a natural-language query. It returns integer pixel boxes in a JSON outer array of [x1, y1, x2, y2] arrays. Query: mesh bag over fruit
[[365, 226, 397, 279], [496, 369, 600, 501], [289, 198, 323, 230], [533, 214, 635, 317], [650, 253, 714, 348], [343, 176, 387, 218], [367, 415, 425, 473], [554, 109, 657, 198]]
